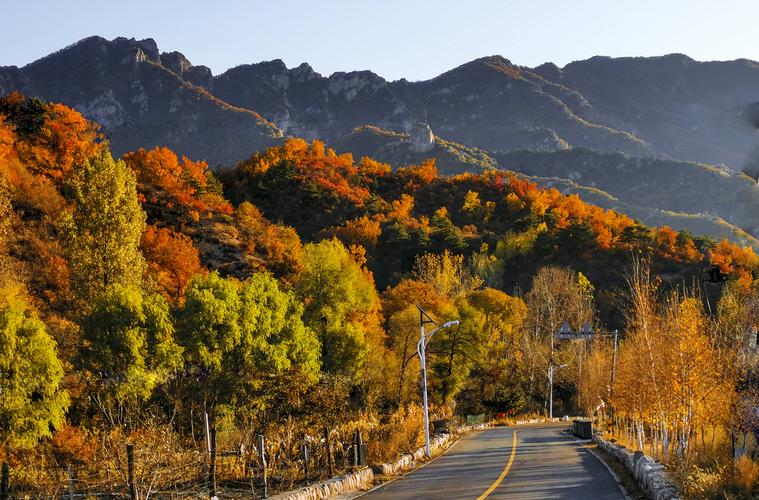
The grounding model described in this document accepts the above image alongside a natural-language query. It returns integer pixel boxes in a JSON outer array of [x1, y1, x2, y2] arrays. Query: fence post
[[1, 462, 9, 500], [257, 434, 268, 498], [324, 427, 334, 476], [67, 464, 75, 499], [126, 443, 137, 500], [209, 426, 217, 499], [352, 431, 359, 468], [302, 443, 309, 481], [357, 430, 365, 466]]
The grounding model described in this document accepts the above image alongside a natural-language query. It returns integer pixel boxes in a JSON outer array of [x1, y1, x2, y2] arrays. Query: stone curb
[[269, 467, 374, 500], [514, 415, 582, 425], [592, 433, 680, 500]]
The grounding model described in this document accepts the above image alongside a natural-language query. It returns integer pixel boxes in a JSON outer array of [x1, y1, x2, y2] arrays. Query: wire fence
[[1, 405, 462, 499], [2, 426, 373, 499]]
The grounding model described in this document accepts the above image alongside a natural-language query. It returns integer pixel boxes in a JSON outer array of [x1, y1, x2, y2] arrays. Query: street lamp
[[417, 305, 459, 458], [548, 363, 567, 419]]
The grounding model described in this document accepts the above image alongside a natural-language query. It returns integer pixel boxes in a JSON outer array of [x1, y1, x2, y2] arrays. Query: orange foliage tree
[[396, 159, 438, 190], [330, 216, 382, 249], [0, 93, 104, 179], [124, 146, 232, 216], [709, 239, 759, 288], [140, 225, 205, 303], [237, 138, 385, 206], [235, 202, 304, 281]]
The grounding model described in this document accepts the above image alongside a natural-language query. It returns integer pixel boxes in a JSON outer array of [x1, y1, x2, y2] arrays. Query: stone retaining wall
[[592, 434, 680, 500], [269, 467, 374, 500], [514, 416, 578, 425], [370, 432, 454, 476]]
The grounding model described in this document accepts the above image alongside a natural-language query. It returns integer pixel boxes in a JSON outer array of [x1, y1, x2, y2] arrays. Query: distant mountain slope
[[493, 148, 759, 239], [0, 36, 283, 165], [536, 176, 759, 248], [332, 123, 759, 246], [540, 54, 759, 168], [334, 124, 497, 175]]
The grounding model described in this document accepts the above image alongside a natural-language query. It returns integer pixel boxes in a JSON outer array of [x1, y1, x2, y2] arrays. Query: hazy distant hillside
[[493, 148, 759, 238], [333, 123, 759, 246], [334, 124, 497, 175], [539, 54, 759, 168]]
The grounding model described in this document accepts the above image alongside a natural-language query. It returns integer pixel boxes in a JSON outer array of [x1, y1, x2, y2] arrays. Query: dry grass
[[733, 455, 759, 496]]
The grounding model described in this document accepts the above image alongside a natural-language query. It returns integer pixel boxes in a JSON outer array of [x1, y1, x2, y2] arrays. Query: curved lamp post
[[417, 305, 459, 458]]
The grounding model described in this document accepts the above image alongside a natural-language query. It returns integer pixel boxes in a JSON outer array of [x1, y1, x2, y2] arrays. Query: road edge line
[[352, 428, 481, 498], [567, 432, 632, 500]]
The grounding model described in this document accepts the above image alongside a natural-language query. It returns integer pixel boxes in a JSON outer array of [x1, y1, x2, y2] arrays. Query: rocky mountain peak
[[291, 62, 319, 82], [160, 51, 213, 90], [409, 122, 435, 152], [435, 54, 524, 84], [160, 51, 193, 75]]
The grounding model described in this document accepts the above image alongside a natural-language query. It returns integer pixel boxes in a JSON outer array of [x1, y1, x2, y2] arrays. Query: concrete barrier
[[592, 434, 680, 500], [370, 432, 454, 476]]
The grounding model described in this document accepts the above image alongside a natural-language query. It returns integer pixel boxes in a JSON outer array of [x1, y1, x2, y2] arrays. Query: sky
[[2, 0, 759, 81]]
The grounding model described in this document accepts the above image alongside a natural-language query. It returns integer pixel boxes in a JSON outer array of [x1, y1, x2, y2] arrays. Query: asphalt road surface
[[362, 422, 626, 499]]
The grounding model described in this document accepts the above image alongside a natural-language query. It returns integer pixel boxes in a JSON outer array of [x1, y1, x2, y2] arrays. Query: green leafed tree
[[80, 285, 183, 410], [295, 238, 381, 380], [0, 298, 69, 448], [61, 150, 146, 305], [177, 271, 320, 412], [429, 299, 486, 404]]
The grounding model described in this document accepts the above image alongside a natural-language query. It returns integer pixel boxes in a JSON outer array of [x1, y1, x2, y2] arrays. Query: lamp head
[[442, 320, 460, 328]]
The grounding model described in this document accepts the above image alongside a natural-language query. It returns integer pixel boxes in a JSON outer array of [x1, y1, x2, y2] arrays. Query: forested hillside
[[1, 93, 758, 497]]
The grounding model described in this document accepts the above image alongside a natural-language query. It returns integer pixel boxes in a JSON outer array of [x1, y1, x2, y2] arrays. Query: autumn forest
[[1, 91, 759, 497]]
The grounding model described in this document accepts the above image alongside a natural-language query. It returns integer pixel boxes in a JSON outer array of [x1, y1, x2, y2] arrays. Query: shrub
[[733, 455, 759, 495]]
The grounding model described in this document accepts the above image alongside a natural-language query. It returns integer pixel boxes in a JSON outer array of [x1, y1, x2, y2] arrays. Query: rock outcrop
[[409, 122, 435, 152]]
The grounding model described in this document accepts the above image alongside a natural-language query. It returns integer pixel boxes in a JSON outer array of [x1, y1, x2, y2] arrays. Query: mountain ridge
[[3, 35, 759, 244]]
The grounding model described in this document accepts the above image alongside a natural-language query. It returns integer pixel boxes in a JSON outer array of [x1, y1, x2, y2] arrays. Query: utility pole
[[609, 329, 619, 420], [418, 308, 432, 459], [416, 306, 459, 458], [549, 363, 554, 419]]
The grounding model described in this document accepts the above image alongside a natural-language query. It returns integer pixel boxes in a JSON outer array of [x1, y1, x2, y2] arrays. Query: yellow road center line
[[476, 430, 518, 500]]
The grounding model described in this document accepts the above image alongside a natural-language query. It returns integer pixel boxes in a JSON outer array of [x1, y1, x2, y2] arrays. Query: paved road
[[362, 422, 625, 499]]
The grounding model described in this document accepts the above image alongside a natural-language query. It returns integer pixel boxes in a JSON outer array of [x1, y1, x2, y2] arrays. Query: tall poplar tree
[[61, 150, 146, 305]]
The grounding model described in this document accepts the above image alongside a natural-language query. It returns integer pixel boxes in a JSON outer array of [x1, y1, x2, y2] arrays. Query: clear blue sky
[[3, 0, 759, 81]]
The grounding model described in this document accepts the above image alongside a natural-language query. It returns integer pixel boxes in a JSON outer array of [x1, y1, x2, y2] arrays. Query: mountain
[[4, 36, 759, 243], [334, 123, 497, 175], [213, 55, 652, 156], [539, 54, 759, 168], [0, 36, 282, 165], [4, 37, 759, 171]]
